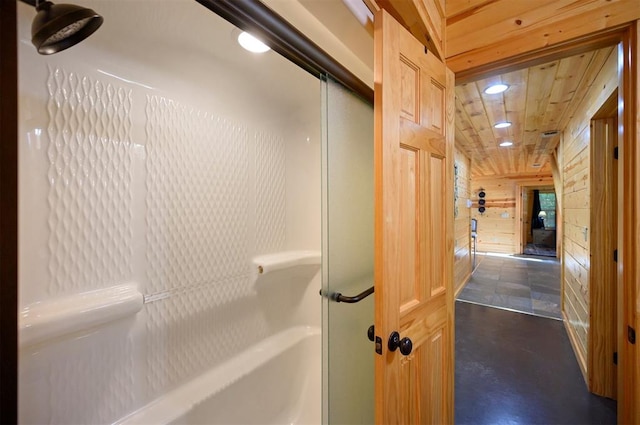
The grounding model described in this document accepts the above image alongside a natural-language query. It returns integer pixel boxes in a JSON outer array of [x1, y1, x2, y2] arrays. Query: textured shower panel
[[22, 63, 291, 423], [145, 96, 250, 295], [142, 96, 289, 394], [45, 66, 134, 298], [255, 130, 286, 253]]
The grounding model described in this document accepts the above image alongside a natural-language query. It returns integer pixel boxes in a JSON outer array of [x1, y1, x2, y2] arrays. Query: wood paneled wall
[[471, 177, 518, 254], [454, 147, 471, 295], [470, 175, 552, 254], [560, 47, 618, 380]]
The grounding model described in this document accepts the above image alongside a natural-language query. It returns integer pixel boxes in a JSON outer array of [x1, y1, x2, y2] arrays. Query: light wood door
[[373, 9, 454, 424]]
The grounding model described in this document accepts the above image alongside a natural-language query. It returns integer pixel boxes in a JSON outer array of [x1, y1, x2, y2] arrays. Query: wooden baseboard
[[562, 310, 589, 387], [454, 271, 472, 298]]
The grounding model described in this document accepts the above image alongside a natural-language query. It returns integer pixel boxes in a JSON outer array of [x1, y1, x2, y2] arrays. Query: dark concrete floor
[[458, 253, 562, 319], [455, 301, 617, 425]]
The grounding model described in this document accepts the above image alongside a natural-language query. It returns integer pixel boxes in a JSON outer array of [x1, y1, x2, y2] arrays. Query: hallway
[[455, 301, 617, 424], [458, 253, 562, 319]]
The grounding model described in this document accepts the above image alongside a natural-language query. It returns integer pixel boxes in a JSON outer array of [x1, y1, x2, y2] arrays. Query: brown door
[[373, 9, 454, 424]]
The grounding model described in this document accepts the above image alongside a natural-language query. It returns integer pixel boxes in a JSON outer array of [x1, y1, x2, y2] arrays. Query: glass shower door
[[321, 77, 374, 424]]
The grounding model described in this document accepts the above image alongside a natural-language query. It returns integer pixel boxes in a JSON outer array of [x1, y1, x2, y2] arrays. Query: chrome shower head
[[31, 1, 103, 55]]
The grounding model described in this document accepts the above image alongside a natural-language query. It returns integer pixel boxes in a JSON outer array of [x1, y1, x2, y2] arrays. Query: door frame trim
[[514, 183, 555, 256], [453, 25, 629, 85], [590, 108, 618, 399]]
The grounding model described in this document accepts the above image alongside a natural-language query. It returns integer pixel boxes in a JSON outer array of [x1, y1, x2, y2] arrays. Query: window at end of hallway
[[539, 192, 556, 229]]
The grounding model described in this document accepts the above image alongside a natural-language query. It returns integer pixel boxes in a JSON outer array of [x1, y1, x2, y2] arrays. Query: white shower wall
[[17, 1, 321, 423]]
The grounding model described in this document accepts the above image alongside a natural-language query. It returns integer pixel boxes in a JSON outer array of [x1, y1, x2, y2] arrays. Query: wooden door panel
[[399, 145, 418, 309], [400, 122, 446, 156], [399, 54, 446, 132], [375, 8, 453, 424], [400, 57, 420, 121], [399, 308, 447, 424], [399, 358, 419, 424], [429, 154, 446, 297], [426, 80, 445, 133], [402, 299, 447, 344], [425, 328, 445, 424]]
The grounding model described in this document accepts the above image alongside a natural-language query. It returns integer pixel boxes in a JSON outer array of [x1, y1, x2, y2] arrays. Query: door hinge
[[614, 249, 618, 262], [614, 146, 619, 159], [628, 326, 636, 344], [613, 352, 618, 365]]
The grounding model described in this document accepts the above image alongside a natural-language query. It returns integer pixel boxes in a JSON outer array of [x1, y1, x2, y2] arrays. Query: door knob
[[388, 331, 413, 355], [368, 325, 375, 342], [399, 336, 413, 355]]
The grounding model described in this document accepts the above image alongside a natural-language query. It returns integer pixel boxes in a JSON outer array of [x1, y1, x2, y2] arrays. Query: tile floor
[[458, 252, 562, 319], [523, 242, 557, 257]]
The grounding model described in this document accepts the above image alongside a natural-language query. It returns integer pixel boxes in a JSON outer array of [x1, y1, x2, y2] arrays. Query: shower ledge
[[252, 250, 321, 275], [19, 283, 143, 347]]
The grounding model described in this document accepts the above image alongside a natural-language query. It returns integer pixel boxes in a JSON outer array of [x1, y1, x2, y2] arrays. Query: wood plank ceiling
[[455, 45, 615, 178]]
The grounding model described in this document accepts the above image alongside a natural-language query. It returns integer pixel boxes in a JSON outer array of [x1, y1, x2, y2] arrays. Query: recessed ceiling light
[[484, 83, 509, 94], [499, 141, 513, 147], [494, 121, 511, 129], [237, 31, 270, 53], [532, 163, 542, 167]]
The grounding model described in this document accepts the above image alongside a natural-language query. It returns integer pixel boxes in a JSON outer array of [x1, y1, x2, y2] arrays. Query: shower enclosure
[[323, 78, 375, 424], [17, 0, 373, 423]]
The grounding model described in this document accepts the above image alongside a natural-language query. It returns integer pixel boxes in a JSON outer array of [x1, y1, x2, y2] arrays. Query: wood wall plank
[[454, 147, 472, 295], [470, 176, 552, 254], [564, 222, 589, 250], [564, 189, 589, 209], [559, 44, 618, 385], [564, 236, 590, 270]]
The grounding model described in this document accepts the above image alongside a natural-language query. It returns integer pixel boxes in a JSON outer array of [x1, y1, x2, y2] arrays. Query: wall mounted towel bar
[[320, 285, 374, 303]]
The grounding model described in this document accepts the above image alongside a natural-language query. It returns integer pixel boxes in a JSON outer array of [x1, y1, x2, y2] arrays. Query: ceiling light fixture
[[237, 31, 270, 53], [499, 141, 513, 147], [484, 83, 509, 94], [494, 121, 512, 129]]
